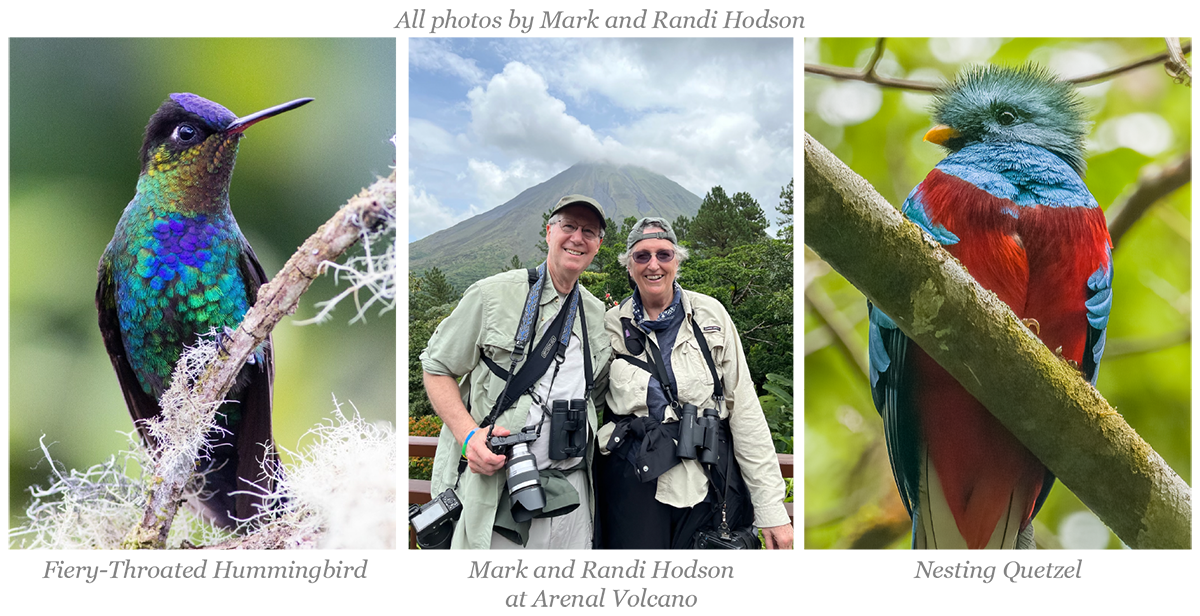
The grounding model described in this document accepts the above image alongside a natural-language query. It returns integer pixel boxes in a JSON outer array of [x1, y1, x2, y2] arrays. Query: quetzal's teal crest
[[97, 93, 311, 530], [868, 65, 1113, 549]]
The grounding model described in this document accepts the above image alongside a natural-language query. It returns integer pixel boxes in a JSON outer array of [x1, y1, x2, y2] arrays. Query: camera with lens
[[489, 426, 546, 522], [692, 525, 761, 549], [676, 404, 720, 465], [408, 488, 463, 549], [549, 398, 587, 460]]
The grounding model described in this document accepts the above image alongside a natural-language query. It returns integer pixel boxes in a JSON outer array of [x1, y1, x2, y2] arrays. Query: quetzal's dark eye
[[176, 124, 197, 142], [998, 111, 1017, 126]]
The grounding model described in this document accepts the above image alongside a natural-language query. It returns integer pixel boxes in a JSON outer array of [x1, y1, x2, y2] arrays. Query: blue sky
[[408, 38, 794, 241]]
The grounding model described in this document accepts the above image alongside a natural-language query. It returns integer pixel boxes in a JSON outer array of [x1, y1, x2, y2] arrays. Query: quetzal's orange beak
[[924, 124, 961, 145]]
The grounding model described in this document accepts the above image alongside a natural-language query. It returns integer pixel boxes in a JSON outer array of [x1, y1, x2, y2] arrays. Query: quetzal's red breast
[[868, 65, 1113, 549]]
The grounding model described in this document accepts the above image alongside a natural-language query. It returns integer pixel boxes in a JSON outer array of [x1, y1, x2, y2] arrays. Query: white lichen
[[238, 398, 397, 549], [9, 434, 231, 549], [11, 400, 396, 550], [150, 335, 227, 489], [295, 172, 397, 325]]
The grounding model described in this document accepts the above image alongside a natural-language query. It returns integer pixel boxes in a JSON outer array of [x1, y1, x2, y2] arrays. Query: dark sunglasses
[[632, 249, 675, 264]]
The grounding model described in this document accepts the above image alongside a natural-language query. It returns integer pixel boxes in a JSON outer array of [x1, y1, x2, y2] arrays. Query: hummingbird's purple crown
[[170, 93, 237, 129]]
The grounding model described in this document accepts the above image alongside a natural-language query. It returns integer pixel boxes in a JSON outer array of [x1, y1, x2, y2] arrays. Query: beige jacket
[[600, 289, 790, 528], [421, 267, 611, 548]]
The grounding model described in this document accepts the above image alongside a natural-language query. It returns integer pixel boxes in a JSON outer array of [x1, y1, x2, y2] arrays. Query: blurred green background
[[805, 38, 1191, 549], [9, 38, 397, 530]]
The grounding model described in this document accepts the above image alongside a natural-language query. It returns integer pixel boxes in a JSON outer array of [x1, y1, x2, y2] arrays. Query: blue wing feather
[[901, 186, 960, 246], [868, 302, 921, 522], [1082, 245, 1113, 386]]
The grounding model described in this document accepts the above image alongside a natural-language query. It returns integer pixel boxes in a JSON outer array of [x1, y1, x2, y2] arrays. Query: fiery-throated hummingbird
[[96, 93, 312, 530]]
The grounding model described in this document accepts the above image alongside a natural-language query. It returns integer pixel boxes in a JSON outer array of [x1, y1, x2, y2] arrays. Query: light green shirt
[[422, 267, 611, 549]]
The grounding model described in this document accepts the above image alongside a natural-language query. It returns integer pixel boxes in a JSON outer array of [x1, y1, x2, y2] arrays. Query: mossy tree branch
[[124, 170, 397, 549], [804, 133, 1190, 549]]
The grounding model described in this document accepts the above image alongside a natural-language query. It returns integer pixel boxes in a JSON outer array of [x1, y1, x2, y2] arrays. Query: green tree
[[672, 214, 692, 244], [409, 269, 461, 418], [679, 238, 794, 391], [777, 178, 794, 243], [584, 216, 639, 304], [411, 267, 458, 315], [689, 186, 769, 256]]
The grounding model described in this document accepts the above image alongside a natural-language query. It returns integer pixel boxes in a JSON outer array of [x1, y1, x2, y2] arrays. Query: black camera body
[[489, 426, 546, 523], [676, 405, 720, 465], [693, 525, 761, 550], [487, 425, 539, 454], [549, 398, 587, 460], [408, 488, 463, 549]]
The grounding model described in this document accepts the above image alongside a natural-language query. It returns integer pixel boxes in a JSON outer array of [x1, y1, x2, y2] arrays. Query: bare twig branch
[[1107, 152, 1192, 248], [124, 170, 397, 549], [806, 39, 1193, 92], [804, 62, 941, 92], [1070, 41, 1192, 85], [862, 38, 888, 81]]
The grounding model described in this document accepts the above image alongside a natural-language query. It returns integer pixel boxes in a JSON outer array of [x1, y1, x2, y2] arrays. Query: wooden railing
[[408, 435, 794, 548]]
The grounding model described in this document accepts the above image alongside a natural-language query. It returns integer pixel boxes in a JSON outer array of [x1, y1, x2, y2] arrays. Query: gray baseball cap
[[625, 217, 677, 252], [549, 194, 607, 229]]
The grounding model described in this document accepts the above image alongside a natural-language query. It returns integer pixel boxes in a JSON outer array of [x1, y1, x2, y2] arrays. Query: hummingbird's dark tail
[[190, 356, 280, 531]]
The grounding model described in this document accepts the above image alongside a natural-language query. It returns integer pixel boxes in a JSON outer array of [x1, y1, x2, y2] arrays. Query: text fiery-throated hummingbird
[[96, 93, 312, 530]]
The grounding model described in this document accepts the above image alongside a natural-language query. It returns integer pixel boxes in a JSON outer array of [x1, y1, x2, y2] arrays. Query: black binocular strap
[[613, 313, 724, 410], [687, 317, 724, 401]]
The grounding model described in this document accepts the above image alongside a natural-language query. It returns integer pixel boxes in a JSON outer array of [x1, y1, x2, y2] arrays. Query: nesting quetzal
[[868, 65, 1113, 549]]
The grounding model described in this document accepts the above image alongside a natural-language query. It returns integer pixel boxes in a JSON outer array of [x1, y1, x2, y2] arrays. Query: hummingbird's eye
[[175, 124, 198, 143], [998, 111, 1017, 126]]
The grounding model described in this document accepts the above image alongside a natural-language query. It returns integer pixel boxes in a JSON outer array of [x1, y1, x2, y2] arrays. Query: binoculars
[[675, 403, 719, 465], [549, 398, 587, 460]]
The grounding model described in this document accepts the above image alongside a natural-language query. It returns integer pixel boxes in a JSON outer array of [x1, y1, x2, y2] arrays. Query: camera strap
[[698, 451, 734, 535], [477, 265, 593, 431]]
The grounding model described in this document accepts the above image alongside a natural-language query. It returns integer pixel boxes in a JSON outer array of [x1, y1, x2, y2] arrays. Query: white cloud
[[409, 118, 460, 160], [468, 62, 608, 164], [466, 158, 557, 207], [410, 39, 488, 85], [408, 183, 481, 240]]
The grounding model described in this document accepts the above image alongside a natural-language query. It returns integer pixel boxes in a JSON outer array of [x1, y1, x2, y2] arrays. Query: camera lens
[[506, 442, 545, 522]]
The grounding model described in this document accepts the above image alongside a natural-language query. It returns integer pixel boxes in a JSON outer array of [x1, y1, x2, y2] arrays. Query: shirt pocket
[[676, 327, 728, 412], [609, 352, 650, 416], [675, 336, 713, 394]]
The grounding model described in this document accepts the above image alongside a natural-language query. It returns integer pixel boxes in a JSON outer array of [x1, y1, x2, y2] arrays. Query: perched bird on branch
[[868, 65, 1113, 548], [96, 93, 311, 530]]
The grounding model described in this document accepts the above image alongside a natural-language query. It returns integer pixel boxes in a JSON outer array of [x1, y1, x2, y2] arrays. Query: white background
[[1, 1, 1195, 614]]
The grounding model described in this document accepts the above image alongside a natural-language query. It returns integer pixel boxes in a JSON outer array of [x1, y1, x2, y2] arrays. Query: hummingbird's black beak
[[226, 98, 314, 134]]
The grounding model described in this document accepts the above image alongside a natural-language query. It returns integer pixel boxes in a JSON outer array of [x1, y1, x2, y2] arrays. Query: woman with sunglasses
[[594, 217, 793, 549]]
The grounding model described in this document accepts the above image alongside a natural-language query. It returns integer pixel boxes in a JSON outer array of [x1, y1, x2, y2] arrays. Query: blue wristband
[[462, 428, 478, 457]]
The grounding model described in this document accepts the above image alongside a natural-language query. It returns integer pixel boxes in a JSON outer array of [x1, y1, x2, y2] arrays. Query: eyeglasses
[[631, 249, 675, 264], [555, 220, 602, 242]]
